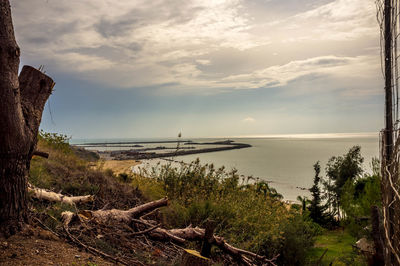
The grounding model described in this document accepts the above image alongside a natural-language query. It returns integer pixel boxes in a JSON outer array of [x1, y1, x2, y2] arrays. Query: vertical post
[[384, 0, 393, 160], [383, 0, 396, 265]]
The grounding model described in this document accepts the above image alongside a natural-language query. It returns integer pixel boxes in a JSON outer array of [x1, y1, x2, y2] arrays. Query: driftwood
[[28, 185, 93, 205], [60, 197, 278, 266]]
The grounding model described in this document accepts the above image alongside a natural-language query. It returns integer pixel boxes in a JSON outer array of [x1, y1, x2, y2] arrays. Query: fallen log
[[78, 197, 168, 223], [28, 185, 93, 205], [61, 198, 278, 266], [148, 225, 278, 266]]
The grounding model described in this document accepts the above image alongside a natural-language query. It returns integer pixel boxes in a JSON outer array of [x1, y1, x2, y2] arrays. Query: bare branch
[[32, 150, 49, 158], [28, 184, 93, 205]]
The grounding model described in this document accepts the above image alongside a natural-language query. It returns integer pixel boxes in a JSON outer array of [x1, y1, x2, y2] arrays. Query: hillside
[[0, 132, 370, 265]]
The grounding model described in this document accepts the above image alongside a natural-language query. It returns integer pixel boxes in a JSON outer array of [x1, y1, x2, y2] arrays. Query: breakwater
[[75, 140, 252, 160]]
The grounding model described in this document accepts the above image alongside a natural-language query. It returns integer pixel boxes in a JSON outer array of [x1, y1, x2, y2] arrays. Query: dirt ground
[[0, 227, 114, 266]]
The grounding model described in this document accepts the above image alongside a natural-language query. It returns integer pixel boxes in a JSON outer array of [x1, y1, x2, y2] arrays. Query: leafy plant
[[308, 162, 327, 225], [136, 159, 318, 264], [323, 146, 364, 220]]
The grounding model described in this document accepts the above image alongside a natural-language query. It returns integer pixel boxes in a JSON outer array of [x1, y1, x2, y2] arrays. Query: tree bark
[[371, 206, 385, 265], [0, 0, 54, 237]]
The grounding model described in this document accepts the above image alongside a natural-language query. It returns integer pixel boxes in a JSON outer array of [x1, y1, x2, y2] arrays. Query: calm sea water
[[175, 136, 379, 201], [72, 134, 380, 201]]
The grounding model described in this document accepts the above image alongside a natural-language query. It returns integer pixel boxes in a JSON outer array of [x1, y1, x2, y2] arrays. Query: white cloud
[[13, 0, 267, 89], [262, 0, 377, 42], [221, 55, 381, 93], [196, 59, 211, 65], [11, 0, 381, 96], [242, 117, 256, 123]]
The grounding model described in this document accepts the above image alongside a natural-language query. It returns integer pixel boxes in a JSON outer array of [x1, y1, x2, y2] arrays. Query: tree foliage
[[323, 146, 364, 219], [308, 161, 326, 224]]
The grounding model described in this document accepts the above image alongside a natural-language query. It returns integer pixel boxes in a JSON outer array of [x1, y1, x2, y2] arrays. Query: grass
[[307, 229, 366, 265], [30, 133, 143, 210]]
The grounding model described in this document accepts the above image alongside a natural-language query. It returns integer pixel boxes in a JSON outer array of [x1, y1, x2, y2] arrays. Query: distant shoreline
[[76, 140, 252, 160]]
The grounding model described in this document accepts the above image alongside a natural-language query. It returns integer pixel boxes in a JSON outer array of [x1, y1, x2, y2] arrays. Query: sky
[[11, 0, 383, 139]]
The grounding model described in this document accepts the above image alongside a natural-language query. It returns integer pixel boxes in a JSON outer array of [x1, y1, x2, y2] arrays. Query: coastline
[[76, 140, 252, 160], [81, 136, 378, 202], [97, 159, 140, 175]]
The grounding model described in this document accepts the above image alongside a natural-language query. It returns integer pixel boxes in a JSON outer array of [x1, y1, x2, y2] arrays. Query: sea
[[71, 133, 380, 202]]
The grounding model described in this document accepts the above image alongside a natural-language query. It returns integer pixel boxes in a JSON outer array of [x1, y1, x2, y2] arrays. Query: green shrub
[[135, 159, 319, 264], [279, 214, 322, 265], [38, 130, 72, 154], [340, 173, 381, 238]]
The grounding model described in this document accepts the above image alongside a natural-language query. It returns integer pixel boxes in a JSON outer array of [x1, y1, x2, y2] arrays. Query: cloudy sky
[[11, 0, 382, 139]]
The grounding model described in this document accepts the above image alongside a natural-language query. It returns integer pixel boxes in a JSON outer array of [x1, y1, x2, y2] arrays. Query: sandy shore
[[99, 159, 140, 175]]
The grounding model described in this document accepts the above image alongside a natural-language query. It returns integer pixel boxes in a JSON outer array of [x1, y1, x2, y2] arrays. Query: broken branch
[[28, 185, 93, 205], [33, 150, 49, 158], [61, 211, 135, 266], [128, 223, 160, 236], [80, 197, 168, 223], [62, 198, 278, 265]]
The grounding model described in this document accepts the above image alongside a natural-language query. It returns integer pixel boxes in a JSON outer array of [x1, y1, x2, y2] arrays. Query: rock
[[356, 238, 374, 254]]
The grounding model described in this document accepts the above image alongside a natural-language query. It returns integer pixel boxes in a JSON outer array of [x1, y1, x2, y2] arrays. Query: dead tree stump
[[0, 0, 54, 236], [200, 220, 216, 258]]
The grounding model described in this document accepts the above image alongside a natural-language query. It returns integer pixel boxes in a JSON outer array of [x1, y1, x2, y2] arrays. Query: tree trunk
[[0, 0, 54, 237], [0, 157, 29, 236], [371, 206, 385, 266]]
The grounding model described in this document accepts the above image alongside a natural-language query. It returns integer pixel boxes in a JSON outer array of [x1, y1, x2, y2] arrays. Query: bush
[[279, 214, 322, 265], [341, 173, 381, 238], [38, 130, 71, 154], [135, 159, 319, 264]]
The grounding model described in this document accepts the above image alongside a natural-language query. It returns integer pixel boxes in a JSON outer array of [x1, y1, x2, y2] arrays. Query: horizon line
[[70, 132, 380, 141], [226, 132, 379, 139]]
